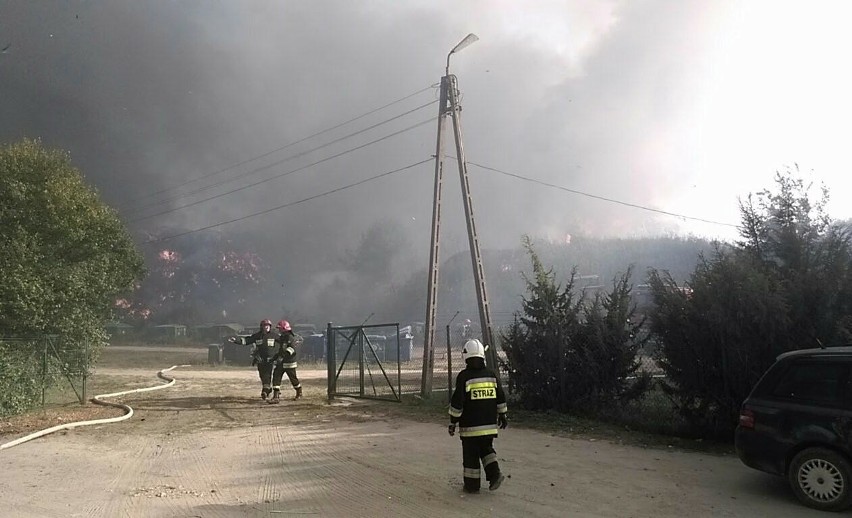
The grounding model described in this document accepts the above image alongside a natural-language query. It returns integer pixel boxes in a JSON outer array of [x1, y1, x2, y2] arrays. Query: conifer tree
[[649, 167, 852, 437], [501, 236, 650, 412]]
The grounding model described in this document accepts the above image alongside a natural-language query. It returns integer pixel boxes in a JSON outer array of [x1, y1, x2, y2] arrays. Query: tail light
[[739, 408, 755, 429]]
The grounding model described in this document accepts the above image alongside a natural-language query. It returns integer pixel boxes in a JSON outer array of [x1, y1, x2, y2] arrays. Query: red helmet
[[277, 320, 291, 332], [260, 319, 273, 328]]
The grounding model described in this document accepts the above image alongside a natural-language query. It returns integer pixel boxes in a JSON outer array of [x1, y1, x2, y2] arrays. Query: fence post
[[82, 338, 88, 404], [326, 322, 334, 401], [396, 323, 402, 402], [358, 329, 365, 397], [42, 337, 47, 407], [447, 325, 452, 404]]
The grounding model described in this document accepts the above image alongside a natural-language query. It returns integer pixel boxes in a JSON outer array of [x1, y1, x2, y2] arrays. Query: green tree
[[649, 250, 789, 436], [648, 167, 852, 437], [0, 139, 144, 415], [501, 236, 650, 413], [739, 170, 852, 345]]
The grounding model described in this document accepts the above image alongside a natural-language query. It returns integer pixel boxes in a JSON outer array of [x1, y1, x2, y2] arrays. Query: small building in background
[[104, 321, 136, 343], [192, 323, 243, 343], [150, 324, 188, 344]]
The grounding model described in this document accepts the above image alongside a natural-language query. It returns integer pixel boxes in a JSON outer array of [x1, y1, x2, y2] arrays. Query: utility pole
[[421, 34, 497, 398], [447, 72, 497, 370], [420, 74, 450, 398]]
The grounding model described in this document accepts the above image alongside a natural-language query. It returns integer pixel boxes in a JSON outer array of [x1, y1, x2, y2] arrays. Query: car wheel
[[788, 447, 852, 512]]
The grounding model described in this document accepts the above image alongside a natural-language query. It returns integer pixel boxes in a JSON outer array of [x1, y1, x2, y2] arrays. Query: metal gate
[[326, 323, 403, 402]]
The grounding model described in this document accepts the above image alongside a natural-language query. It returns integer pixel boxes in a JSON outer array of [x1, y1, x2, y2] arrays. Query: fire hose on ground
[[0, 365, 186, 451]]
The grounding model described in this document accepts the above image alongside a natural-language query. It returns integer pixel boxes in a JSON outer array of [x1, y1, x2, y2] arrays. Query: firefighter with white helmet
[[448, 338, 508, 493], [229, 319, 277, 400], [269, 319, 303, 403]]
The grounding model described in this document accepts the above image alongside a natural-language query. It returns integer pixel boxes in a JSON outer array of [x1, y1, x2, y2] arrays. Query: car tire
[[788, 447, 852, 512]]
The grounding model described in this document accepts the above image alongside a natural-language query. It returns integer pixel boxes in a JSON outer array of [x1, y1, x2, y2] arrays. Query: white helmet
[[462, 339, 487, 361]]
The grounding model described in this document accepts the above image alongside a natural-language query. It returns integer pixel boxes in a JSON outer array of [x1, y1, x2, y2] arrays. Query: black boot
[[261, 388, 270, 400], [269, 389, 281, 404], [294, 386, 303, 400]]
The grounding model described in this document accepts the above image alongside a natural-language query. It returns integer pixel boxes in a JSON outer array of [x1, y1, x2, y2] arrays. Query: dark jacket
[[273, 331, 303, 368], [235, 330, 277, 362], [449, 363, 507, 438]]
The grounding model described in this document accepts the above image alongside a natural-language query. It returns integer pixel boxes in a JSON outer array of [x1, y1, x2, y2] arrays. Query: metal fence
[[0, 336, 91, 415], [425, 325, 680, 431], [326, 323, 422, 402], [427, 323, 666, 399]]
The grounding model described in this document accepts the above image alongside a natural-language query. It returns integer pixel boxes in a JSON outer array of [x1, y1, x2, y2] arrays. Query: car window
[[771, 360, 850, 405]]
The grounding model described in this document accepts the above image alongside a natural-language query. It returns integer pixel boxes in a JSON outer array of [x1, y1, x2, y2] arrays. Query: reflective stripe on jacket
[[273, 331, 303, 367], [449, 366, 507, 438], [236, 330, 277, 361]]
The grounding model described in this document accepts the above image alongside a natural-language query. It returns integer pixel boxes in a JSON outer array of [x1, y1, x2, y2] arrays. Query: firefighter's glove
[[498, 414, 508, 429], [228, 336, 237, 343], [448, 423, 456, 436]]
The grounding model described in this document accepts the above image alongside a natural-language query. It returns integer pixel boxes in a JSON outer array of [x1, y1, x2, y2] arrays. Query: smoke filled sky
[[3, 0, 851, 260]]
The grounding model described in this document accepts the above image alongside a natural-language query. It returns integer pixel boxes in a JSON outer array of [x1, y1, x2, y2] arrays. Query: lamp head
[[446, 33, 479, 74], [450, 33, 479, 55]]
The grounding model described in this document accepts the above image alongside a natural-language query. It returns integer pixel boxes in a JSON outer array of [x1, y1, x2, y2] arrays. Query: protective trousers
[[257, 362, 274, 395], [461, 435, 500, 491], [272, 365, 301, 391]]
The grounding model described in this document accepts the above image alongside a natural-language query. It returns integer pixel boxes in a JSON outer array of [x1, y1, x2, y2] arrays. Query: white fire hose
[[0, 365, 185, 451]]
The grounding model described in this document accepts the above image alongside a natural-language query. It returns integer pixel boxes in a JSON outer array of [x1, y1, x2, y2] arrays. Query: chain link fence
[[424, 322, 676, 425], [327, 323, 422, 401], [0, 336, 91, 417]]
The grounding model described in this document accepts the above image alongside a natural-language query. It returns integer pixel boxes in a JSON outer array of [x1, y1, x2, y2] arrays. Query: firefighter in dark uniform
[[448, 338, 508, 493], [270, 319, 303, 403], [229, 319, 277, 400]]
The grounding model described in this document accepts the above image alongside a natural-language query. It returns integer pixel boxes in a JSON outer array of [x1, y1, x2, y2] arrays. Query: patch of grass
[[96, 345, 208, 369]]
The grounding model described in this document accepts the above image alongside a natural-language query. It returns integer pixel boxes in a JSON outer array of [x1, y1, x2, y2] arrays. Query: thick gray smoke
[[4, 1, 847, 323]]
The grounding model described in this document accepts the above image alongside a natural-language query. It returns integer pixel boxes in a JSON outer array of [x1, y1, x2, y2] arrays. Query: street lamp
[[422, 32, 496, 397], [446, 33, 479, 75]]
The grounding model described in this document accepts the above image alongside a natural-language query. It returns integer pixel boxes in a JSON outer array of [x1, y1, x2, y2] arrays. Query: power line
[[143, 157, 433, 244], [131, 118, 435, 223], [467, 161, 739, 228], [126, 98, 438, 215], [130, 85, 437, 206]]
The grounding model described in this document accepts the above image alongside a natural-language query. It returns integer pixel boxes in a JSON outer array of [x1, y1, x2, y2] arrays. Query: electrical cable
[[131, 118, 435, 223], [129, 85, 436, 206], [126, 98, 438, 215], [144, 157, 433, 244], [0, 365, 185, 451], [467, 161, 739, 228]]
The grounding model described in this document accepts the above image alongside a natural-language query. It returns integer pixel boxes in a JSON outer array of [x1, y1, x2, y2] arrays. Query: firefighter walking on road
[[229, 319, 277, 400], [270, 319, 304, 403], [448, 338, 508, 493]]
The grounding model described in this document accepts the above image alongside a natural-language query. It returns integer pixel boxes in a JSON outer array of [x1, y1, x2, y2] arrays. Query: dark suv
[[736, 346, 852, 512]]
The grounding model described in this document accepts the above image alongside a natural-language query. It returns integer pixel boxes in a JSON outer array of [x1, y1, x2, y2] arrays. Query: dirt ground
[[0, 347, 834, 517]]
